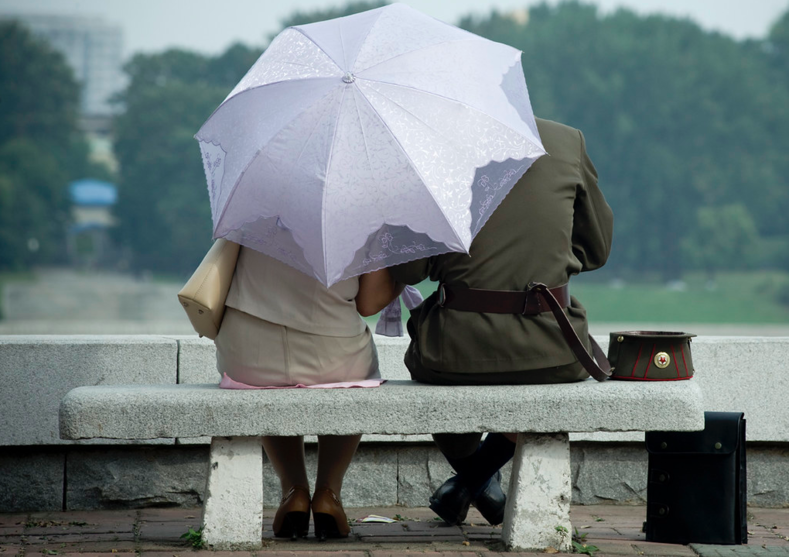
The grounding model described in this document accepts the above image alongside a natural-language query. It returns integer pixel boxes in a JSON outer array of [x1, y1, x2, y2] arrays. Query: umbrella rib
[[369, 89, 509, 170], [338, 21, 348, 70], [212, 83, 342, 236], [197, 77, 341, 141], [292, 27, 345, 73], [321, 86, 349, 282], [355, 38, 481, 74], [353, 86, 466, 251], [358, 77, 543, 149], [350, 89, 375, 194]]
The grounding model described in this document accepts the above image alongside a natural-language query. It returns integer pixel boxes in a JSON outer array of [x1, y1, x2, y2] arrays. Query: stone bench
[[60, 379, 703, 551]]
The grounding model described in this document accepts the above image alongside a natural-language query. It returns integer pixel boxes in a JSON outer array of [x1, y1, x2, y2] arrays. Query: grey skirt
[[215, 307, 380, 387]]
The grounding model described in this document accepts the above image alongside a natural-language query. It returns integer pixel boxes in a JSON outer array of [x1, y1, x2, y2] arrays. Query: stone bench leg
[[201, 436, 264, 550], [502, 432, 572, 552]]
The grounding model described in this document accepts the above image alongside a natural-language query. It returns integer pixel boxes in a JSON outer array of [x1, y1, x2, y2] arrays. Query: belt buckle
[[437, 283, 447, 307]]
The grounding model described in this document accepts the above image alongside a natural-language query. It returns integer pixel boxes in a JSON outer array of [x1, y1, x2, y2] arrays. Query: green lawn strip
[[0, 271, 36, 320], [364, 271, 789, 326], [576, 271, 789, 323]]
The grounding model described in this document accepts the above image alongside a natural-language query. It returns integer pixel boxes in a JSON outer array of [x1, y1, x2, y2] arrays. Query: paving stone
[[588, 539, 641, 554], [140, 552, 248, 557], [692, 545, 789, 556], [362, 534, 468, 543], [575, 526, 624, 540], [139, 521, 196, 541], [0, 545, 22, 556], [461, 525, 501, 540], [368, 552, 453, 557], [139, 507, 200, 522], [634, 541, 698, 555], [25, 509, 136, 534], [22, 539, 138, 552], [0, 516, 27, 530], [404, 521, 462, 533], [352, 522, 407, 536], [254, 553, 367, 557], [62, 554, 136, 557], [24, 532, 136, 543], [486, 553, 547, 557]]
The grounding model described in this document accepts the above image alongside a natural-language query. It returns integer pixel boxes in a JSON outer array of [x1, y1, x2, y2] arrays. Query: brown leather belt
[[438, 283, 570, 314], [436, 282, 611, 382]]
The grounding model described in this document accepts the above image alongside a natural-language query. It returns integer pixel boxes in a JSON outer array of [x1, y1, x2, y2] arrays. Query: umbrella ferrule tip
[[342, 72, 356, 84]]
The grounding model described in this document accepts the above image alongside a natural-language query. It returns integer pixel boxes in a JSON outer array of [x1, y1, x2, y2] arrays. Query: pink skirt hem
[[219, 373, 385, 390]]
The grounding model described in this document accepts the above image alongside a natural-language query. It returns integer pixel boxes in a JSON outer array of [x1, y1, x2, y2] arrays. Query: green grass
[[575, 271, 789, 324], [364, 271, 789, 327], [0, 271, 35, 320]]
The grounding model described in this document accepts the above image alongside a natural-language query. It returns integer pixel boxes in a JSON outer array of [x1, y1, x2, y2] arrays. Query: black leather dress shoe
[[472, 470, 506, 526], [428, 475, 472, 525]]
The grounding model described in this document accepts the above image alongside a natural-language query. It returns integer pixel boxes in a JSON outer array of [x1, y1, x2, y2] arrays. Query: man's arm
[[572, 130, 614, 272], [388, 257, 432, 286]]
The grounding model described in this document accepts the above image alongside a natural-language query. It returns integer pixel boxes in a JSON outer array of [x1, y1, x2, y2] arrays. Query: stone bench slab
[[59, 379, 703, 552], [60, 380, 703, 440]]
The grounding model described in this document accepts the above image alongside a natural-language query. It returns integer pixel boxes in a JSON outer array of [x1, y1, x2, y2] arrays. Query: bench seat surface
[[60, 379, 703, 440]]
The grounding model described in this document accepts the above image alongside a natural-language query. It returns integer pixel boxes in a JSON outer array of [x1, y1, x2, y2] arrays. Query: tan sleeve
[[572, 130, 614, 272]]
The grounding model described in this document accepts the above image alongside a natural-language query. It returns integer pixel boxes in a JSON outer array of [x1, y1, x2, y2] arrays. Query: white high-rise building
[[1, 13, 126, 117]]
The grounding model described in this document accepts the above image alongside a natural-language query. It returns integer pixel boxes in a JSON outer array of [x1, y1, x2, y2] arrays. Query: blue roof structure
[[69, 179, 118, 207]]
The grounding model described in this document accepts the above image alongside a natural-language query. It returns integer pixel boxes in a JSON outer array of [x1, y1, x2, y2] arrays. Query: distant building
[[67, 179, 118, 268], [0, 11, 126, 170], [0, 12, 126, 119]]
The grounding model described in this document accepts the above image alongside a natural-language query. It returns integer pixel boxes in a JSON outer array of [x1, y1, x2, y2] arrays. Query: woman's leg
[[315, 434, 362, 494], [262, 435, 310, 493]]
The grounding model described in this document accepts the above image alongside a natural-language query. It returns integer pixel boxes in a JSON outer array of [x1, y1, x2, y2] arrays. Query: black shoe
[[429, 475, 472, 525], [472, 470, 506, 526]]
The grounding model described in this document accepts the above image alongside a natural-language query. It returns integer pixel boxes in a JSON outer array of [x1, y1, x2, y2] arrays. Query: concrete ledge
[[0, 336, 177, 446], [59, 380, 704, 440], [3, 334, 789, 446], [572, 336, 789, 443]]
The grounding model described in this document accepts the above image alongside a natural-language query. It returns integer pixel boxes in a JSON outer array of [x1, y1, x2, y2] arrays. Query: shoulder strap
[[528, 282, 611, 382]]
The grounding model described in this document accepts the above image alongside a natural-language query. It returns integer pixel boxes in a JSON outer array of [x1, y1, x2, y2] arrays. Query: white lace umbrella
[[196, 3, 545, 287]]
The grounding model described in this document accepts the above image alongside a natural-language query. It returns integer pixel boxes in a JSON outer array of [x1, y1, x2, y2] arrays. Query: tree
[[112, 1, 389, 276], [767, 8, 789, 77], [275, 1, 387, 34], [461, 2, 789, 279], [681, 204, 759, 281], [0, 21, 90, 270], [112, 45, 263, 275]]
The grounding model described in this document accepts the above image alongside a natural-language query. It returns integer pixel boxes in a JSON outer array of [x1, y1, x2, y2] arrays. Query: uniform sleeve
[[388, 257, 432, 285], [572, 130, 614, 272]]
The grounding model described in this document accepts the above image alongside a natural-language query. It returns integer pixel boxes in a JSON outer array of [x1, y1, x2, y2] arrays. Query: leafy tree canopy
[[0, 21, 92, 270]]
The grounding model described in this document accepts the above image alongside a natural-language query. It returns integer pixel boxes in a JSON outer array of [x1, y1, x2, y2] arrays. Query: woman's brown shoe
[[272, 485, 310, 539], [311, 487, 350, 540]]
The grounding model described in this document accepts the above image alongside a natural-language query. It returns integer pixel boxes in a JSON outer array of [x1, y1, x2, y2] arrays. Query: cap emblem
[[654, 352, 670, 369]]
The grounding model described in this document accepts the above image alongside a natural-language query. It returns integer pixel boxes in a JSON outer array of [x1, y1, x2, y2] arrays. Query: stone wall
[[1, 335, 788, 511]]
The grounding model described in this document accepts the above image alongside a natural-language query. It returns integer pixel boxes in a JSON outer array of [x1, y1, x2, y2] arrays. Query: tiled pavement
[[1, 505, 787, 557]]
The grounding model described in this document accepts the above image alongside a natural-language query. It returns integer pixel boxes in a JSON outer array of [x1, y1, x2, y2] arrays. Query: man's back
[[390, 118, 613, 381]]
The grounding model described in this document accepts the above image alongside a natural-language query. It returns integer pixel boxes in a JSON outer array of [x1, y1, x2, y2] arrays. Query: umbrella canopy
[[196, 3, 545, 286]]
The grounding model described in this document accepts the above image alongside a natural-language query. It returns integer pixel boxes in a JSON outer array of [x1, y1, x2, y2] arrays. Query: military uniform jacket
[[389, 118, 614, 378]]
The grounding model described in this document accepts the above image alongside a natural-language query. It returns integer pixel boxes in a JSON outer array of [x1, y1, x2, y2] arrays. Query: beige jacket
[[226, 247, 365, 337]]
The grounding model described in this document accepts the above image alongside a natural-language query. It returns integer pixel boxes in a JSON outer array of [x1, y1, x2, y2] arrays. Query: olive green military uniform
[[389, 118, 614, 385]]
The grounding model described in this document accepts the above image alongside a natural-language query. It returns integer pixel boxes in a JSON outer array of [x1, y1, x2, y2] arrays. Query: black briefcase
[[644, 411, 747, 545]]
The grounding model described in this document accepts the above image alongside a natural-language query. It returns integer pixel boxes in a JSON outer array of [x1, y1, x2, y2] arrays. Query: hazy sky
[[2, 0, 787, 59]]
